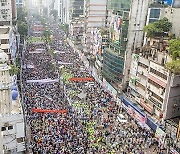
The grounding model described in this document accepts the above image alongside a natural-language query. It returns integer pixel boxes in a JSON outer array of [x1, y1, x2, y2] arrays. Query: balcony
[[1, 44, 10, 49], [147, 82, 165, 98], [148, 96, 163, 111], [137, 75, 147, 86], [139, 56, 149, 66], [148, 73, 167, 89], [137, 67, 148, 77], [136, 86, 146, 97]]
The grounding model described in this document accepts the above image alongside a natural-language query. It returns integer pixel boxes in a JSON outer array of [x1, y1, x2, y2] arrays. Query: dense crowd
[[22, 19, 166, 154]]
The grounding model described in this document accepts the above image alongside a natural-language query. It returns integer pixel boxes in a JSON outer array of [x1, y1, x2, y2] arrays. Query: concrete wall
[[1, 114, 25, 152], [84, 0, 107, 49], [165, 75, 180, 119], [160, 8, 180, 37], [123, 0, 151, 87], [0, 0, 13, 25]]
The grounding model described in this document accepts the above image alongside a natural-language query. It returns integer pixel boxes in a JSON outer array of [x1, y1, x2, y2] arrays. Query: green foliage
[[9, 65, 19, 76], [168, 39, 180, 60], [43, 29, 51, 43], [166, 60, 180, 74], [17, 7, 27, 22], [60, 23, 69, 37], [17, 7, 28, 39], [144, 17, 172, 38], [50, 9, 58, 20], [100, 28, 109, 36], [27, 36, 45, 43], [18, 21, 28, 38]]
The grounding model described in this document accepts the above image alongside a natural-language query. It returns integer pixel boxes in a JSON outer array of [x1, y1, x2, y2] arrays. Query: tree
[[168, 39, 180, 60], [59, 23, 69, 37], [166, 60, 180, 74], [166, 39, 180, 74], [144, 17, 172, 38], [17, 7, 28, 41], [17, 7, 27, 22], [9, 65, 19, 76], [50, 9, 58, 20], [18, 21, 28, 39], [43, 29, 51, 43]]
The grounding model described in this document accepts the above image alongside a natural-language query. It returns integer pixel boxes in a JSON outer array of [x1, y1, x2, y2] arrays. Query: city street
[[1, 0, 180, 154], [21, 17, 166, 154]]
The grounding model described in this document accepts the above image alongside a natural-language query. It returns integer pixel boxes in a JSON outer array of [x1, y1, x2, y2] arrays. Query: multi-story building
[[0, 0, 19, 62], [54, 0, 70, 24], [127, 0, 180, 132], [16, 0, 24, 7], [0, 49, 25, 153], [101, 0, 130, 92], [83, 0, 108, 51]]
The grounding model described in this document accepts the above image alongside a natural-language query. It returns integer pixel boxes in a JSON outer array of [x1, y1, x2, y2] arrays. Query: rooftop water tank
[[12, 90, 18, 100]]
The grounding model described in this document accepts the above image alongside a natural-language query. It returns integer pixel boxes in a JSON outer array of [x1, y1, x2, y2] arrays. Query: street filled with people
[[21, 18, 167, 154]]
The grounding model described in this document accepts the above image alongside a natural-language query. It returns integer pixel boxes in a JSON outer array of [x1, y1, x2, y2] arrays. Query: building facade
[[0, 0, 19, 62], [128, 1, 180, 122], [0, 49, 25, 154], [16, 0, 24, 7], [101, 0, 130, 91], [83, 0, 108, 51]]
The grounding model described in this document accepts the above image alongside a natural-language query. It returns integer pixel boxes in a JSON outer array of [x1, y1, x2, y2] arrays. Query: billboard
[[111, 15, 123, 43]]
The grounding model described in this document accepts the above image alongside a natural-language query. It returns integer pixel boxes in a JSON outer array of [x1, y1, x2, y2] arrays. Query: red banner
[[69, 77, 94, 82], [32, 108, 67, 114]]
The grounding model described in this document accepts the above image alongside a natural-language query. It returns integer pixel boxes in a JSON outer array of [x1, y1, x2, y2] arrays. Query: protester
[[22, 19, 161, 154]]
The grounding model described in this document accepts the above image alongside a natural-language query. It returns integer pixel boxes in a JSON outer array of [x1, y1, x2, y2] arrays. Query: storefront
[[121, 94, 158, 131]]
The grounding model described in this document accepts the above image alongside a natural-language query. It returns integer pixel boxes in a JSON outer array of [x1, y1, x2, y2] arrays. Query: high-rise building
[[0, 49, 25, 153], [54, 0, 70, 24], [83, 0, 108, 50], [0, 0, 19, 62], [101, 0, 130, 92]]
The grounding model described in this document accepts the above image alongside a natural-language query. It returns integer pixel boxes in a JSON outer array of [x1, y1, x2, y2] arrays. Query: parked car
[[117, 114, 128, 123]]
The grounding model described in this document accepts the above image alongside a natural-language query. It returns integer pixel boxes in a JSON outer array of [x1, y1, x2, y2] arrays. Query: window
[[1, 127, 6, 131], [8, 125, 13, 130], [138, 62, 148, 69], [148, 79, 165, 90], [150, 68, 167, 80], [150, 9, 160, 19], [149, 19, 158, 23], [3, 49, 9, 53], [1, 0, 7, 5], [17, 137, 24, 143], [0, 21, 10, 26], [1, 39, 9, 44]]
